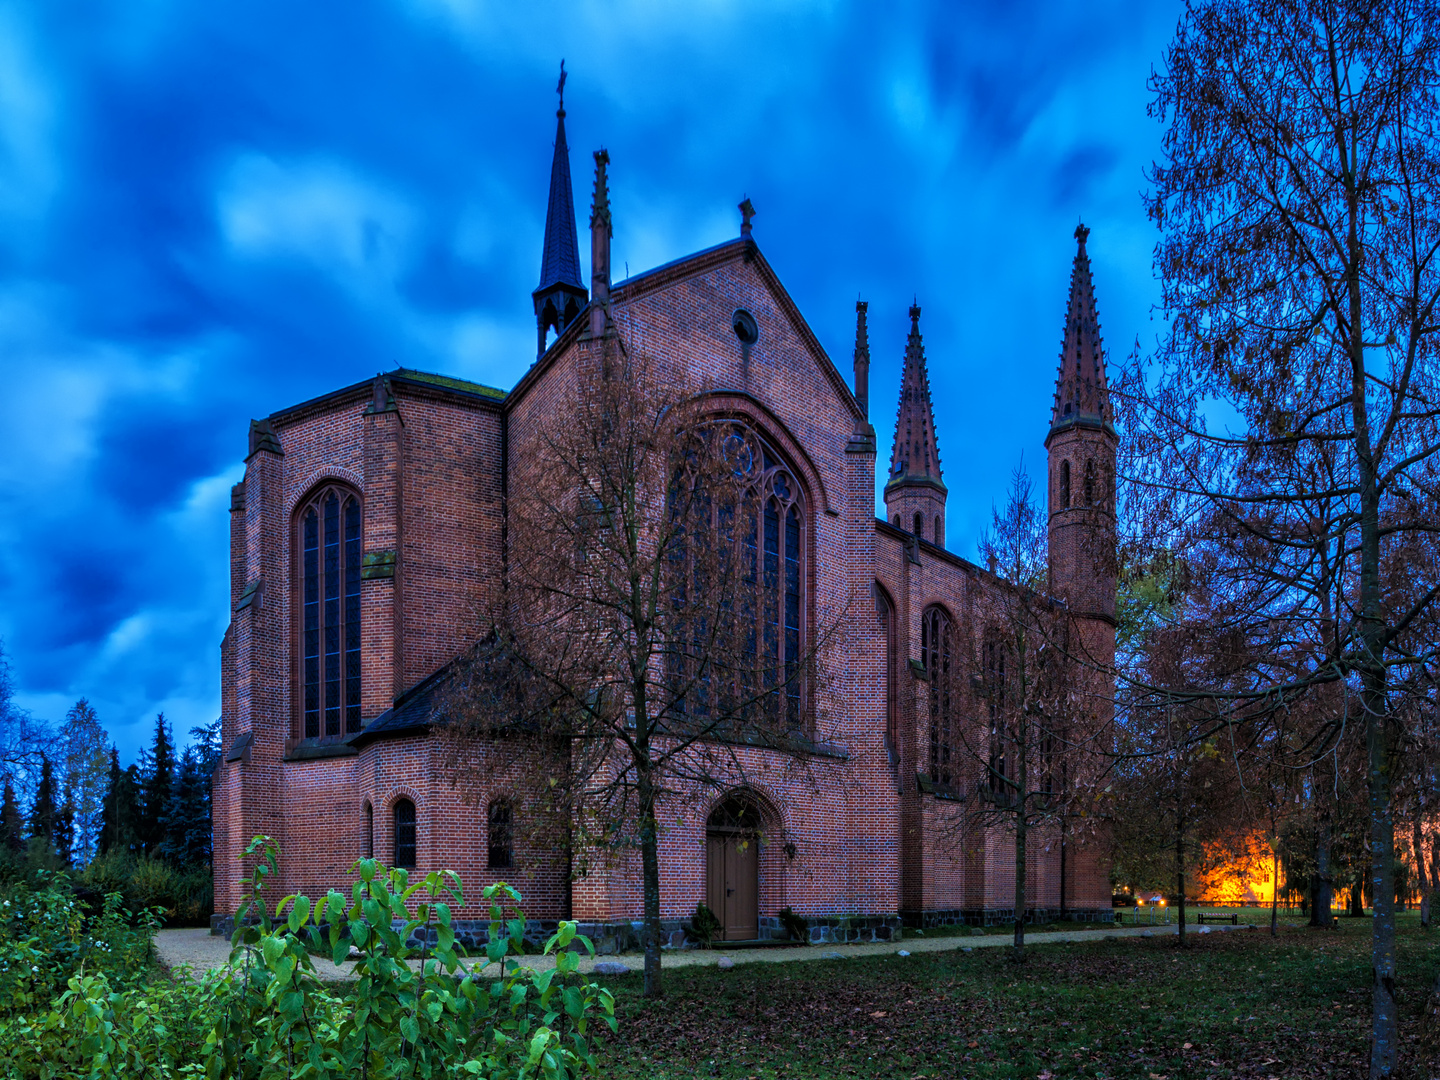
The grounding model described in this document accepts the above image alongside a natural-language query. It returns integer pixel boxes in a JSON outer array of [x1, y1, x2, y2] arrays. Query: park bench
[[1196, 912, 1238, 925]]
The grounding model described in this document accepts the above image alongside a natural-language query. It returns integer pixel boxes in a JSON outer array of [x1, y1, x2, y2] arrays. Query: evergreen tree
[[159, 745, 212, 866], [0, 780, 23, 854], [98, 748, 139, 856], [59, 699, 110, 864], [53, 801, 75, 866], [137, 714, 175, 856], [27, 755, 58, 850]]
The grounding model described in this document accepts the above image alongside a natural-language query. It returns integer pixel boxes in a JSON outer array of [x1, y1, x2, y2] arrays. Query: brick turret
[[1045, 224, 1117, 627], [884, 303, 946, 548], [1045, 223, 1118, 917]]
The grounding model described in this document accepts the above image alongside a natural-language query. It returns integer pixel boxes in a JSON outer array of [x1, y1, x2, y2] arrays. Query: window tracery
[[295, 483, 362, 740]]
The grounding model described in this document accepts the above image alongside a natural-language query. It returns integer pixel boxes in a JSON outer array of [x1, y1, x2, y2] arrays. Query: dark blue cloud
[[0, 0, 1180, 762]]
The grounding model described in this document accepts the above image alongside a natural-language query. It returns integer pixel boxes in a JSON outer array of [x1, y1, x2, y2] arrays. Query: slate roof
[[348, 660, 455, 749], [537, 109, 584, 294]]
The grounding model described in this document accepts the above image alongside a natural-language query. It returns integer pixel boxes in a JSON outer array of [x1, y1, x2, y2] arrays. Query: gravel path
[[155, 920, 1268, 983]]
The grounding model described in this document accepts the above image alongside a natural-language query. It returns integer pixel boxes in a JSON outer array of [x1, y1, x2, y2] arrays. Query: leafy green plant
[[207, 835, 616, 1078], [689, 903, 722, 949]]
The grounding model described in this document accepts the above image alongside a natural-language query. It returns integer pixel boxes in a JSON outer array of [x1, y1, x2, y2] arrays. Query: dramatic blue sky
[[0, 0, 1181, 762]]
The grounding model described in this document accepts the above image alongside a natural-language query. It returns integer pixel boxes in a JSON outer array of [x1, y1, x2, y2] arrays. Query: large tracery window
[[669, 424, 806, 730], [296, 484, 363, 740], [921, 606, 953, 788]]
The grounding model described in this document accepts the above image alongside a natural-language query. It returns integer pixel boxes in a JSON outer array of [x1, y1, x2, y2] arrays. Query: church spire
[[1050, 223, 1111, 430], [884, 303, 947, 546], [532, 60, 588, 358]]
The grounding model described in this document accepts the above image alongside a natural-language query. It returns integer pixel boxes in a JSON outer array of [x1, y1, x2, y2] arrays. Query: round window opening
[[733, 309, 759, 346]]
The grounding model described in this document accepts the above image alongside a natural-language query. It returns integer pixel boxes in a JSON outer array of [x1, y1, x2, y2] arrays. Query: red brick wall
[[214, 239, 1113, 925]]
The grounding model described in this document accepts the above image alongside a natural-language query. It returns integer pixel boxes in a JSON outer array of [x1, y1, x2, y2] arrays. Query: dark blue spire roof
[[537, 107, 584, 294]]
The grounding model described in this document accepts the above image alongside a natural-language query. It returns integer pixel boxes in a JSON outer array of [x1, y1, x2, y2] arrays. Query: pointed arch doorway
[[706, 794, 760, 941]]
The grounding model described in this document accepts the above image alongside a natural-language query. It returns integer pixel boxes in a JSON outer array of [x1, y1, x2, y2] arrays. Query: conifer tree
[[0, 780, 23, 854], [59, 699, 109, 864], [138, 714, 175, 856], [159, 745, 212, 866], [28, 755, 58, 851], [98, 747, 139, 856]]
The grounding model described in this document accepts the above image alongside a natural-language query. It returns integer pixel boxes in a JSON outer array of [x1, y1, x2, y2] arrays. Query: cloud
[[0, 0, 1180, 762]]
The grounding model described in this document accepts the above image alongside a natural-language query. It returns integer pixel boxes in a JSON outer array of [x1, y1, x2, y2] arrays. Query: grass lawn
[[592, 915, 1440, 1079]]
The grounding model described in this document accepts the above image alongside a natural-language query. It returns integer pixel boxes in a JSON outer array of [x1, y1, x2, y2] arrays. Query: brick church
[[212, 87, 1118, 942]]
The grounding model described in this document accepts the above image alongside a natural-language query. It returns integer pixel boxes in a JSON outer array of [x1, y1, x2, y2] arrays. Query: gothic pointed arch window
[[1083, 459, 1096, 506], [1059, 460, 1071, 509], [668, 423, 806, 730], [921, 606, 953, 788], [294, 483, 363, 741], [913, 511, 923, 538]]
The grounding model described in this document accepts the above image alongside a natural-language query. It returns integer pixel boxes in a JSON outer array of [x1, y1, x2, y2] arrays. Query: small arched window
[[933, 515, 943, 548], [295, 483, 363, 740], [1083, 459, 1096, 506], [487, 800, 513, 869], [913, 512, 923, 538], [393, 798, 416, 869], [1059, 460, 1070, 509], [922, 607, 953, 788], [364, 801, 374, 859], [893, 515, 901, 529]]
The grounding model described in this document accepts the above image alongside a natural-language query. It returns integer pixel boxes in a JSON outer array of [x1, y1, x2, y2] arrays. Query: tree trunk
[[1311, 819, 1333, 928], [637, 772, 664, 999], [1270, 845, 1279, 938], [1366, 698, 1398, 1077], [1351, 869, 1366, 917], [1414, 816, 1430, 929], [1176, 829, 1187, 948], [1013, 812, 1027, 963]]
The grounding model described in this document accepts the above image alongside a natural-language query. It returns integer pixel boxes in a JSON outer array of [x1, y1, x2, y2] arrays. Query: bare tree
[[441, 340, 840, 998], [947, 466, 1086, 962], [1123, 3, 1440, 1072]]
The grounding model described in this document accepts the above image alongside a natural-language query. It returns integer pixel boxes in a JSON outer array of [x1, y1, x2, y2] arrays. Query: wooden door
[[707, 833, 758, 940]]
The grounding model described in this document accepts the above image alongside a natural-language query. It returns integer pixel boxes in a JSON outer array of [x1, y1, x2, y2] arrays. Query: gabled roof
[[508, 237, 863, 421]]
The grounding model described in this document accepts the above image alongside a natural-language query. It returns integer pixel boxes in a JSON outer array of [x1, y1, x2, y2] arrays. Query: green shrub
[[777, 906, 807, 942], [689, 902, 722, 948], [0, 839, 617, 1078]]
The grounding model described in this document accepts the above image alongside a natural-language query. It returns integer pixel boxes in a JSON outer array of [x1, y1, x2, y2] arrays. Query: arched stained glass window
[[922, 606, 953, 787], [296, 484, 362, 740], [393, 798, 416, 869], [668, 425, 806, 730]]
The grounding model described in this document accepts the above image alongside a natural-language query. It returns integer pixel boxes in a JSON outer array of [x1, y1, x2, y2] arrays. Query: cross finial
[[557, 60, 567, 117], [1074, 221, 1090, 246], [739, 196, 756, 238]]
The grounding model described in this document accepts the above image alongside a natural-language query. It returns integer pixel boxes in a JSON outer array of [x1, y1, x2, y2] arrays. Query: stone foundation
[[900, 907, 1114, 929]]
